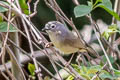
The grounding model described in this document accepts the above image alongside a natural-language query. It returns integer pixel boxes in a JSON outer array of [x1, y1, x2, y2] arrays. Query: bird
[[42, 21, 97, 55]]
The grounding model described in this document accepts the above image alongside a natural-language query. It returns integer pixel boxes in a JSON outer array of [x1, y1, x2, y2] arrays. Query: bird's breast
[[49, 33, 79, 54], [57, 45, 79, 54]]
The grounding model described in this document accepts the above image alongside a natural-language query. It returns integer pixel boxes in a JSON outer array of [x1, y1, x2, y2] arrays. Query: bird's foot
[[45, 42, 53, 48]]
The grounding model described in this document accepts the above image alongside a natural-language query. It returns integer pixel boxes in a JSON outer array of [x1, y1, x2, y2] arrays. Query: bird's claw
[[45, 42, 53, 48]]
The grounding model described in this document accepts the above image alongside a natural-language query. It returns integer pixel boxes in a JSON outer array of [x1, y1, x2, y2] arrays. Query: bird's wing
[[63, 32, 86, 49]]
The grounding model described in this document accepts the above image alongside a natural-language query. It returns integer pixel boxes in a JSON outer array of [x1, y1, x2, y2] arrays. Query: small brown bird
[[42, 21, 97, 54]]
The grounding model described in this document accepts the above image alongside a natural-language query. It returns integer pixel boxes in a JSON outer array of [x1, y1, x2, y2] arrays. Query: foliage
[[19, 0, 29, 14], [28, 63, 36, 79], [0, 22, 17, 32], [102, 24, 120, 40], [0, 0, 120, 80], [66, 64, 120, 80], [74, 5, 92, 17], [0, 1, 17, 32], [74, 0, 120, 20], [66, 75, 74, 80], [0, 1, 8, 12]]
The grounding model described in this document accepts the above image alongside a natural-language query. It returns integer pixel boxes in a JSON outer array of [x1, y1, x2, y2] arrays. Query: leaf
[[95, 2, 120, 20], [87, 65, 102, 75], [87, 69, 98, 74], [80, 74, 91, 80], [102, 24, 119, 40], [87, 1, 92, 7], [99, 73, 114, 79], [0, 16, 3, 22], [44, 76, 51, 80], [19, 0, 28, 9], [93, 0, 102, 7], [28, 63, 35, 76], [82, 66, 88, 74], [0, 6, 8, 12], [74, 5, 92, 17], [89, 65, 102, 70], [66, 75, 74, 80], [102, 31, 109, 40], [102, 0, 112, 10], [71, 64, 81, 73], [19, 0, 29, 14], [102, 55, 115, 64], [0, 1, 8, 12], [0, 22, 17, 32], [113, 69, 120, 77], [70, 64, 117, 79]]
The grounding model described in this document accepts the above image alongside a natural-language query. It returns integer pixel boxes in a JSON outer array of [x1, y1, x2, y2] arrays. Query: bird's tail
[[86, 47, 100, 58]]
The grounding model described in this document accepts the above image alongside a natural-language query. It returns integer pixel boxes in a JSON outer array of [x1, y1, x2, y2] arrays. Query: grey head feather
[[44, 21, 70, 37]]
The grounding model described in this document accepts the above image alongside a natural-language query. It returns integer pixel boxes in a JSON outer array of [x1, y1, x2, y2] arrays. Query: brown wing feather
[[62, 32, 86, 49]]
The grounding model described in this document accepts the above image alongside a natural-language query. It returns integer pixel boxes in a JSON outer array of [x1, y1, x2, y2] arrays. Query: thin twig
[[44, 0, 86, 79], [42, 45, 62, 80], [7, 38, 59, 80], [21, 18, 43, 80], [112, 0, 119, 24], [29, 0, 40, 17], [0, 70, 10, 80], [0, 1, 16, 79], [1, 52, 16, 80], [6, 45, 26, 80], [6, 1, 42, 42], [72, 0, 113, 70], [88, 15, 113, 69]]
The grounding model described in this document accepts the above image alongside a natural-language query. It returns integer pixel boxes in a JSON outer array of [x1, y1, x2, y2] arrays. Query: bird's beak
[[42, 27, 49, 31]]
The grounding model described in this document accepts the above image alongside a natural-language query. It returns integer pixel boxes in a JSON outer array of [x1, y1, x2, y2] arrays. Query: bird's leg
[[65, 53, 75, 67], [45, 42, 53, 48], [81, 53, 88, 66], [76, 52, 88, 66], [76, 53, 82, 66], [83, 52, 91, 62]]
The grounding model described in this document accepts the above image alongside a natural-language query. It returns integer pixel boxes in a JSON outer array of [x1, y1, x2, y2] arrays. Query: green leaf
[[0, 1, 8, 12], [71, 64, 81, 73], [87, 1, 92, 7], [19, 0, 29, 15], [113, 69, 120, 77], [74, 5, 92, 17], [70, 64, 117, 79], [89, 65, 102, 70], [0, 6, 8, 12], [102, 31, 109, 40], [102, 24, 119, 40], [99, 73, 114, 79], [80, 74, 91, 80], [93, 0, 120, 20], [87, 65, 102, 75], [0, 16, 3, 22], [19, 0, 28, 9], [28, 63, 35, 76], [0, 22, 17, 32], [95, 3, 120, 20], [93, 0, 102, 7], [102, 0, 112, 10], [87, 69, 98, 74], [81, 66, 88, 74], [102, 55, 115, 64], [44, 76, 51, 80], [66, 75, 74, 80]]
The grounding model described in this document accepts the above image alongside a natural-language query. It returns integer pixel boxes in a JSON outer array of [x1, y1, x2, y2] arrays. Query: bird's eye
[[51, 24, 56, 29]]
